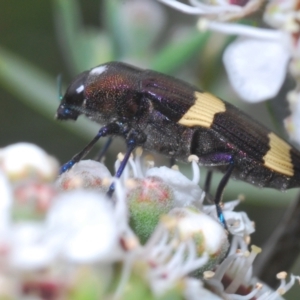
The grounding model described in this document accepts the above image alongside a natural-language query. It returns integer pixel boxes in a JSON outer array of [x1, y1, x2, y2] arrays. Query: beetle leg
[[170, 157, 176, 167], [60, 123, 121, 174], [95, 137, 113, 162], [204, 170, 213, 194], [203, 170, 215, 205], [106, 142, 135, 198], [197, 152, 234, 229], [215, 162, 235, 229], [107, 129, 147, 197]]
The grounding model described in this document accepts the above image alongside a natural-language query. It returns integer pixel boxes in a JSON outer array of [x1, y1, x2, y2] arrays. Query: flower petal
[[0, 143, 59, 181], [46, 191, 121, 263], [223, 37, 290, 102], [146, 167, 203, 207]]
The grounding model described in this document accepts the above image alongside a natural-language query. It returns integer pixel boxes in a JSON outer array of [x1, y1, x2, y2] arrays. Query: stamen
[[225, 245, 261, 294], [171, 165, 179, 171], [114, 253, 135, 299], [144, 155, 155, 170], [198, 19, 285, 41], [188, 155, 200, 184], [114, 179, 128, 223], [203, 270, 215, 280], [128, 155, 138, 178], [158, 0, 241, 14], [114, 154, 121, 176], [277, 271, 287, 281], [276, 273, 300, 296], [213, 252, 243, 281], [134, 147, 144, 178], [144, 225, 169, 259]]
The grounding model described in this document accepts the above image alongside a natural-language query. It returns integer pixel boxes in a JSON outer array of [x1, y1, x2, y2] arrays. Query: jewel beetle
[[56, 61, 300, 226]]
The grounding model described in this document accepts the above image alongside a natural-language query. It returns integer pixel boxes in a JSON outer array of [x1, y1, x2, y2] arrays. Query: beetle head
[[56, 71, 89, 121]]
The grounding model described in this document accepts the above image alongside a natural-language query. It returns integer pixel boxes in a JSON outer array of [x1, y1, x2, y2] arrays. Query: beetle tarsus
[[59, 123, 121, 174]]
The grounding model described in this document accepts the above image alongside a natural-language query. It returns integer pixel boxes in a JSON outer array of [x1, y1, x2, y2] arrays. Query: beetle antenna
[[57, 74, 63, 102]]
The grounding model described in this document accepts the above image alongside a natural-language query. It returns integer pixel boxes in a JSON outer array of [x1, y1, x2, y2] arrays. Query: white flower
[[9, 221, 53, 270], [223, 37, 290, 102], [0, 143, 59, 181], [146, 165, 203, 207], [205, 245, 263, 298], [139, 207, 228, 296], [203, 198, 254, 237], [264, 0, 300, 32], [56, 159, 112, 191], [159, 0, 300, 109], [1, 142, 298, 298], [284, 90, 300, 144], [168, 207, 229, 258], [45, 190, 123, 263], [271, 272, 300, 298], [158, 0, 264, 21], [184, 278, 223, 300], [0, 171, 12, 232]]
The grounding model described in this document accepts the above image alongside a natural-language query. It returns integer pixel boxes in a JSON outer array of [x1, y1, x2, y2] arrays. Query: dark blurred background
[[0, 1, 99, 162]]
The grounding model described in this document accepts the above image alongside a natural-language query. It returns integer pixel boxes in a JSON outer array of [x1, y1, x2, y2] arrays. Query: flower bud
[[127, 176, 174, 244]]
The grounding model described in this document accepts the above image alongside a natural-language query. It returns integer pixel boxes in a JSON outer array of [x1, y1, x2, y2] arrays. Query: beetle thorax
[[83, 65, 142, 122]]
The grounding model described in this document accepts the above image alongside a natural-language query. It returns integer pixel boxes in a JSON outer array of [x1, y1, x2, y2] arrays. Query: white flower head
[[205, 245, 262, 298], [284, 90, 300, 144], [264, 0, 300, 32], [205, 245, 300, 299], [141, 207, 228, 296], [168, 207, 229, 260], [45, 190, 123, 263], [0, 143, 59, 181], [9, 222, 53, 270], [203, 198, 254, 235], [225, 210, 255, 238], [223, 37, 290, 102], [146, 166, 203, 207], [0, 171, 12, 233], [56, 159, 112, 192]]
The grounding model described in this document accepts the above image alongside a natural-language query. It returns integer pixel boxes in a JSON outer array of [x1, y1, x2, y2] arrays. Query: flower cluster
[[0, 142, 298, 299], [158, 0, 300, 145]]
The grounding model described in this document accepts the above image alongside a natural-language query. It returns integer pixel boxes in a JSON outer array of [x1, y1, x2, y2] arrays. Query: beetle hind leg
[[197, 152, 235, 229], [214, 162, 235, 229]]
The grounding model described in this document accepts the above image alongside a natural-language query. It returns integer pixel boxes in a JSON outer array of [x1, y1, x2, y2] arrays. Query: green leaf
[[103, 0, 125, 58], [52, 0, 85, 74], [0, 46, 98, 140], [151, 30, 210, 74], [53, 0, 114, 71]]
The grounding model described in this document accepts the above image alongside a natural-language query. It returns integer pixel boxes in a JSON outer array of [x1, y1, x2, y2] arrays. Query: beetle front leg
[[95, 137, 113, 162], [107, 129, 147, 197], [60, 123, 122, 174]]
